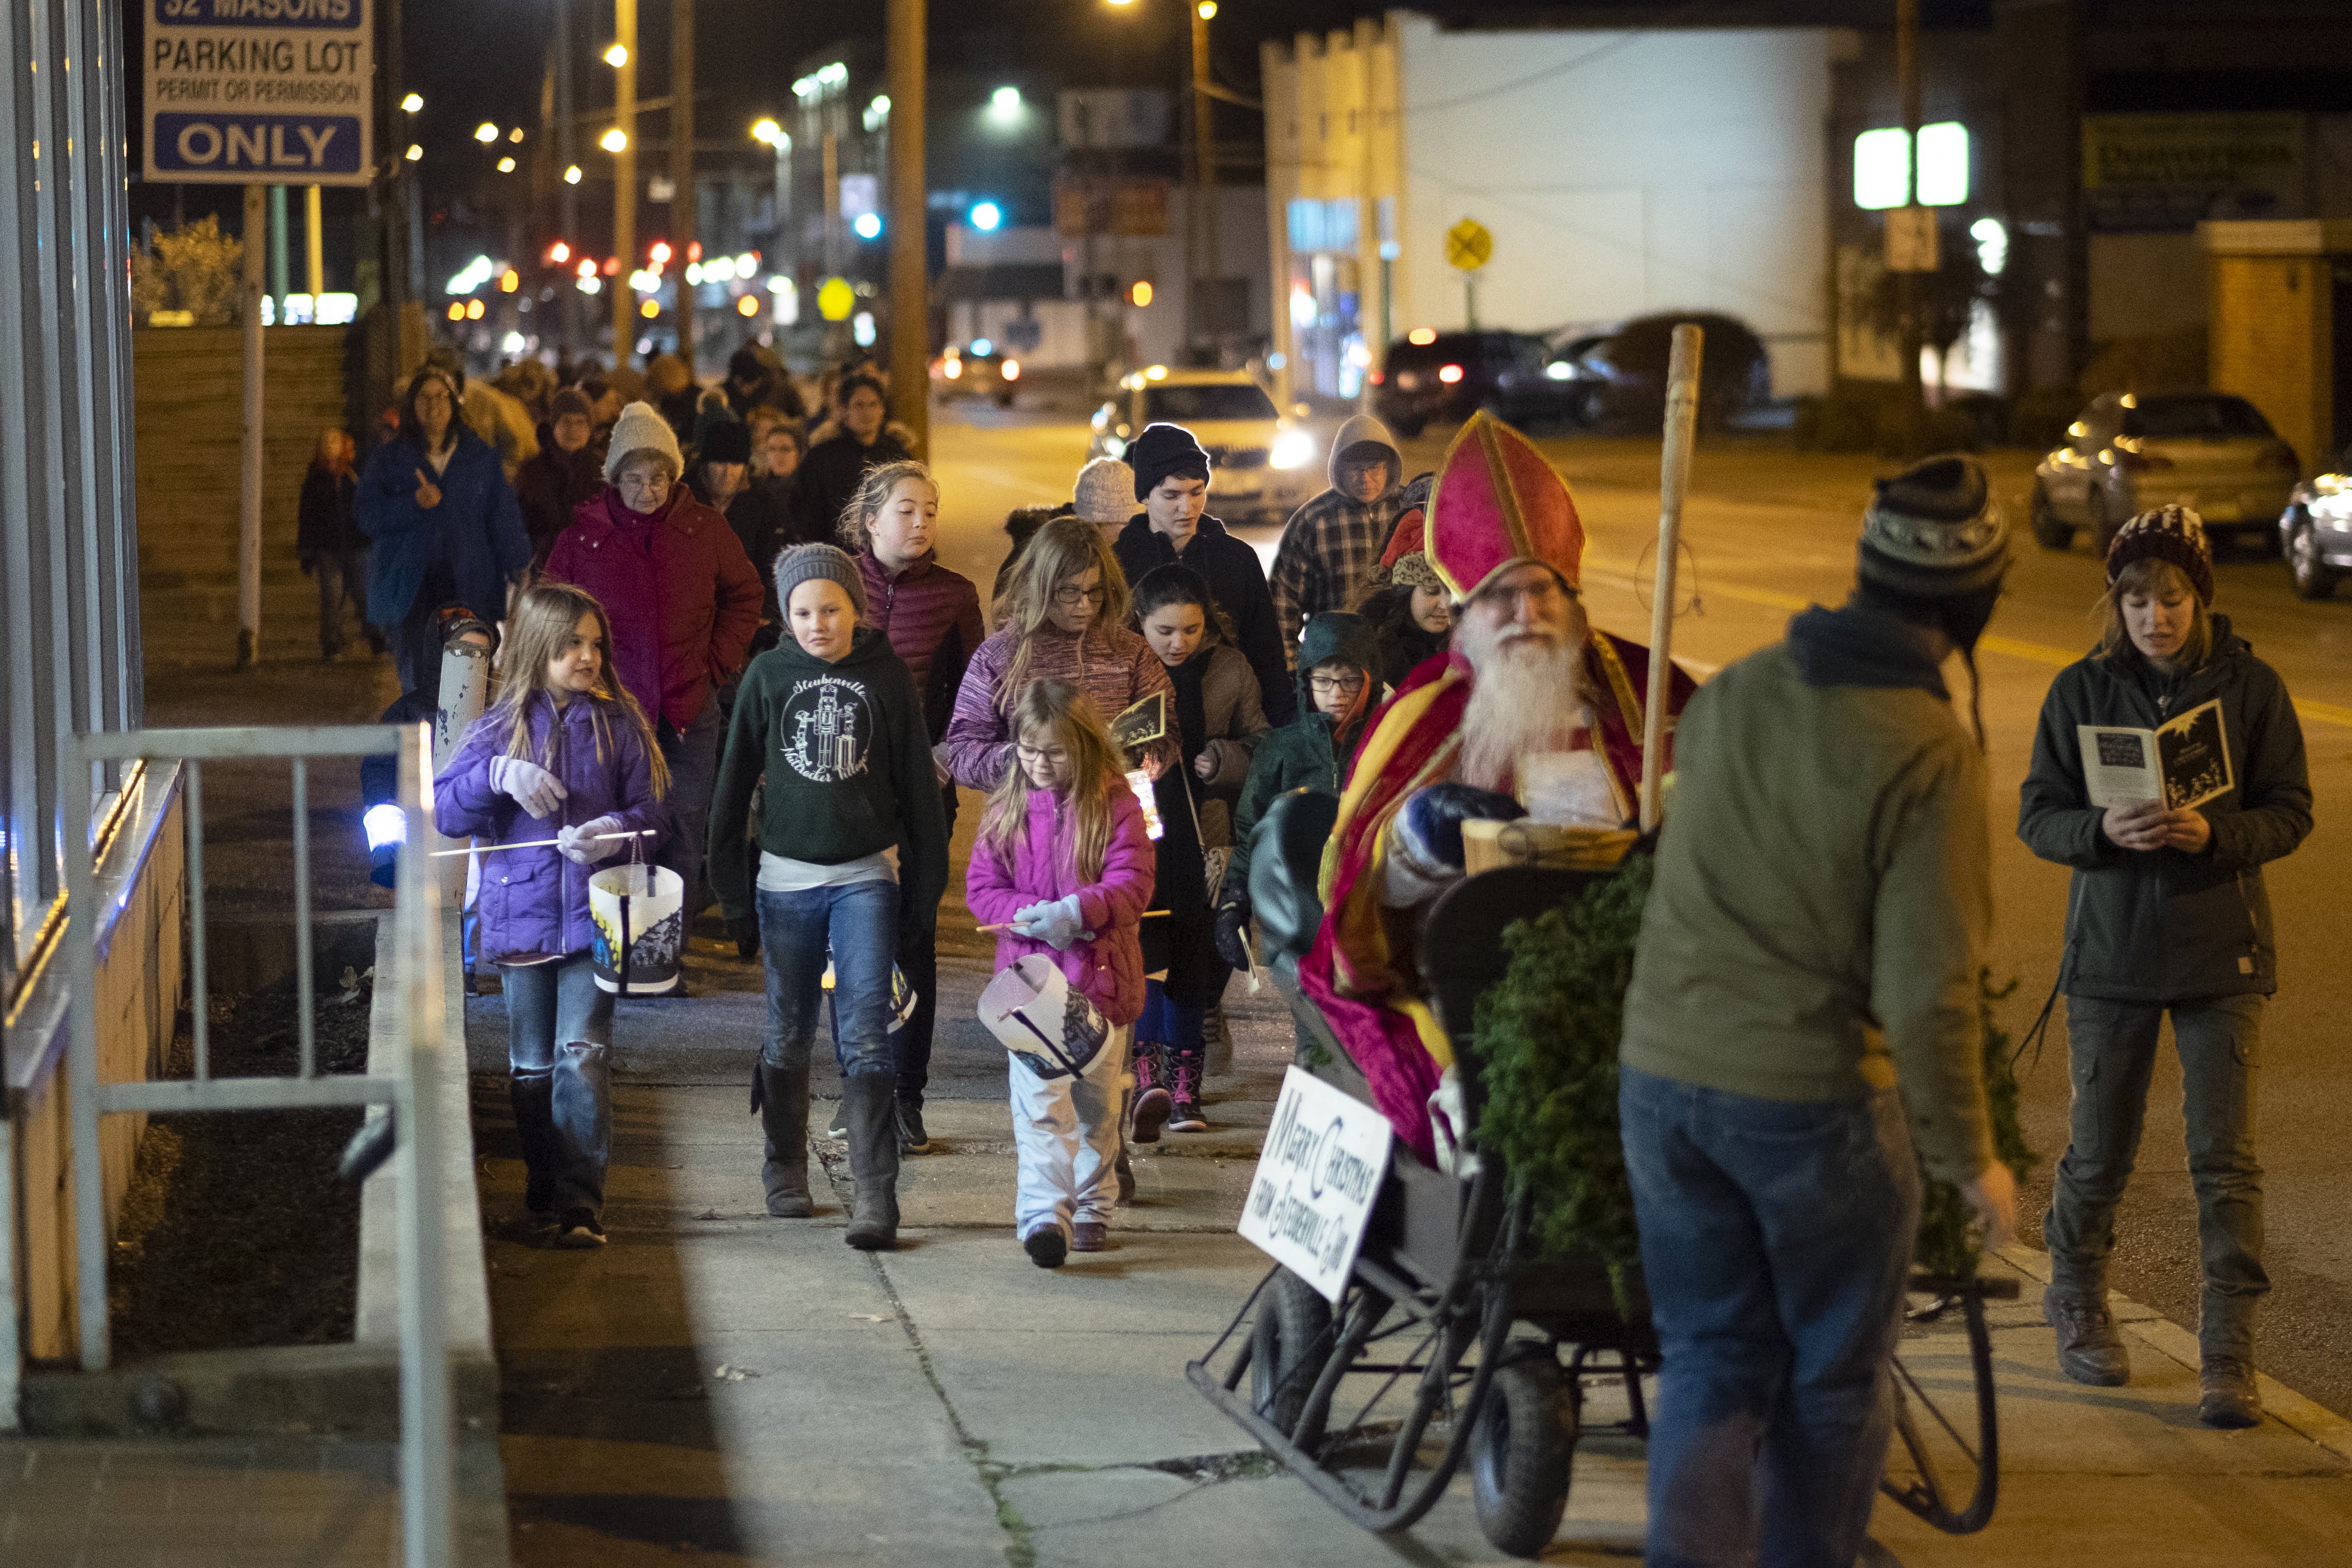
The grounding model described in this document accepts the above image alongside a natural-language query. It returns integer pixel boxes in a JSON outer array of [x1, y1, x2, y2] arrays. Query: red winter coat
[[965, 777, 1156, 1025], [544, 488, 765, 730], [855, 546, 986, 742]]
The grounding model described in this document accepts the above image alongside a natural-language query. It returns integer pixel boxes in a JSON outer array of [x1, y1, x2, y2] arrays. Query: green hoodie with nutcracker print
[[707, 625, 950, 932]]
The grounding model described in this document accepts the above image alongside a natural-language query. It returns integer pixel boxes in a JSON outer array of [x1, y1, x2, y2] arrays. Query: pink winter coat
[[965, 777, 1156, 1025]]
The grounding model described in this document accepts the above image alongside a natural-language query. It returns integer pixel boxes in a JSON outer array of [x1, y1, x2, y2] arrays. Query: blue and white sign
[[145, 0, 373, 187]]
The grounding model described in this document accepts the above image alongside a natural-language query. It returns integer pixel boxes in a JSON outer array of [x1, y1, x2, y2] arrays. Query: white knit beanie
[[1074, 458, 1136, 525], [604, 400, 684, 483]]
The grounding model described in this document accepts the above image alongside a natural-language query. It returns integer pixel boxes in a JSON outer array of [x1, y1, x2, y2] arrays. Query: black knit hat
[[1128, 422, 1211, 500], [1856, 454, 2010, 599], [2106, 504, 2215, 605], [700, 419, 753, 465]]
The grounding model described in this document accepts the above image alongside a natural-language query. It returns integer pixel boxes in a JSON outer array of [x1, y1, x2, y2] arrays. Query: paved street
[[921, 398, 2352, 1418]]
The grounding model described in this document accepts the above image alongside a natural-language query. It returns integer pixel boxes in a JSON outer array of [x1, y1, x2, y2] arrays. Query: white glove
[[1014, 894, 1090, 952], [558, 815, 627, 865], [489, 756, 567, 819]]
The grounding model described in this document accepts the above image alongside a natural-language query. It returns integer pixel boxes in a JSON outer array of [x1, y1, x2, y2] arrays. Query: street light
[[474, 121, 498, 143], [969, 200, 1002, 232], [564, 164, 582, 184], [508, 126, 524, 144], [853, 211, 883, 241], [405, 143, 422, 161], [496, 156, 517, 173], [603, 42, 628, 67], [400, 92, 423, 113], [600, 127, 627, 153], [989, 86, 1021, 122]]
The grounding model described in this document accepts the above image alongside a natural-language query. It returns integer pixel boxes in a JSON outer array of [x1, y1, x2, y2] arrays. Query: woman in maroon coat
[[841, 459, 985, 1152], [544, 401, 764, 925]]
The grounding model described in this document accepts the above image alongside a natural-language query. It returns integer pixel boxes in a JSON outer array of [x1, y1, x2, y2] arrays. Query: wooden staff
[[1639, 323, 1704, 833], [976, 910, 1171, 934], [429, 830, 655, 858]]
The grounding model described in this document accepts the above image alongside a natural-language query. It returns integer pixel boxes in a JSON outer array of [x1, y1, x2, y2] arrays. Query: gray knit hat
[[772, 543, 869, 618], [1074, 458, 1135, 525], [604, 399, 684, 483], [1857, 455, 2010, 598]]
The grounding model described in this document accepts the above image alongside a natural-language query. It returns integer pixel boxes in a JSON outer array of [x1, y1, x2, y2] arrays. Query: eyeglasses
[[1308, 672, 1367, 695], [1052, 583, 1108, 607], [1015, 744, 1071, 764]]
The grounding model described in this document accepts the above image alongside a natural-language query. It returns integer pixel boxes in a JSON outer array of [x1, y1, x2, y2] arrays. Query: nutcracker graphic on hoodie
[[782, 674, 874, 784]]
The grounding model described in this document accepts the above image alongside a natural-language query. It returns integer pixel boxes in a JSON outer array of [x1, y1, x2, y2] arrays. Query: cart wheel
[[1470, 1356, 1576, 1558], [1251, 1268, 1332, 1445]]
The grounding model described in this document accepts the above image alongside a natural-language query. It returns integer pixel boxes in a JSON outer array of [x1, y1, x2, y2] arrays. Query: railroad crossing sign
[[1446, 218, 1492, 273]]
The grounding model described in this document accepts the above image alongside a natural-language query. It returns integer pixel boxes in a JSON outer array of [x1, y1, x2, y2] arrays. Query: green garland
[[1469, 862, 2033, 1304]]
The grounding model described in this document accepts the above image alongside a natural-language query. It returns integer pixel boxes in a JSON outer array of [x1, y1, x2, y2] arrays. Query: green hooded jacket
[[1224, 612, 1383, 905]]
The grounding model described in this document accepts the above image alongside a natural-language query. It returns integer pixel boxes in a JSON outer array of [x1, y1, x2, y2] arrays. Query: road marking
[[1588, 559, 2352, 731]]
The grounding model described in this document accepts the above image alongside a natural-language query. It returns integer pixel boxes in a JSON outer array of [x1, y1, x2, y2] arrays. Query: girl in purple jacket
[[964, 681, 1155, 1269], [437, 584, 669, 1248]]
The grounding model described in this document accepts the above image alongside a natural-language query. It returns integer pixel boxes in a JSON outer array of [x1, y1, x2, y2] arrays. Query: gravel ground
[[107, 974, 377, 1357]]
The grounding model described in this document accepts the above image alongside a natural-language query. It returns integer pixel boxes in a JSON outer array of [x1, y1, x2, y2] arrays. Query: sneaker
[[1130, 1043, 1172, 1144], [2044, 1285, 2129, 1387], [898, 1099, 932, 1155], [554, 1209, 607, 1249], [1070, 1221, 1109, 1253], [1024, 1228, 1068, 1269], [1167, 1057, 1207, 1133], [2199, 1355, 2263, 1429]]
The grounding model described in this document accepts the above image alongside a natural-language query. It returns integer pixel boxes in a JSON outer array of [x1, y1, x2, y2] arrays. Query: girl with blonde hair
[[437, 584, 668, 1248]]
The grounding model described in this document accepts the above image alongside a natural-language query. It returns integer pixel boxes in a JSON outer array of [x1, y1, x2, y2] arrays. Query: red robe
[[1299, 631, 1696, 1164]]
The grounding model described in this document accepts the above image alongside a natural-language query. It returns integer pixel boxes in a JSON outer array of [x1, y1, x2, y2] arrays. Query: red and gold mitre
[[1424, 412, 1585, 600]]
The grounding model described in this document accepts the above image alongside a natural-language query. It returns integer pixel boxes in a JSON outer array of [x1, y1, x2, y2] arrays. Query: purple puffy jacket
[[964, 777, 1156, 1025], [434, 693, 665, 959]]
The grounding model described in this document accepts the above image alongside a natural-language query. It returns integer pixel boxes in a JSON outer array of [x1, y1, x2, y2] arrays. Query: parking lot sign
[[145, 0, 373, 186]]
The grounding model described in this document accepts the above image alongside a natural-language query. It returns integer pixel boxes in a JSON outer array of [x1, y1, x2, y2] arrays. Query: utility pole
[[1896, 0, 1925, 453], [672, 0, 697, 371], [887, 0, 927, 456], [612, 0, 638, 365], [305, 185, 325, 299], [555, 0, 578, 354], [238, 184, 267, 669], [1190, 3, 1214, 354]]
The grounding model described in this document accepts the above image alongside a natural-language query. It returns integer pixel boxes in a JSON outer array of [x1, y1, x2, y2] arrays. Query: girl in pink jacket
[[965, 681, 1155, 1268]]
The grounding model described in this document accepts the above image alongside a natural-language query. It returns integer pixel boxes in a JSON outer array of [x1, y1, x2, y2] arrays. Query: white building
[[1263, 12, 1838, 404]]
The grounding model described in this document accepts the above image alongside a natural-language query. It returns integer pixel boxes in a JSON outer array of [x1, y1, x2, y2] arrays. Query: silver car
[[2030, 392, 2300, 554], [2279, 445, 2352, 600]]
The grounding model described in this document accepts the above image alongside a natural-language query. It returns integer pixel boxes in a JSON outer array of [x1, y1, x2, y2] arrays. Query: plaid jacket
[[1268, 487, 1406, 663]]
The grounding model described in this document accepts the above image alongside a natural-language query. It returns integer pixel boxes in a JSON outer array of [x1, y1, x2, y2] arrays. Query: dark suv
[[1371, 331, 1586, 438]]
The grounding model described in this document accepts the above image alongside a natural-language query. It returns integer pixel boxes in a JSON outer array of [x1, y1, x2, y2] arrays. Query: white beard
[[1456, 634, 1585, 793]]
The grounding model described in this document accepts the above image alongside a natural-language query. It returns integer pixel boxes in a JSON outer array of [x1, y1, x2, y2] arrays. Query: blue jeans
[[756, 880, 899, 1079], [1618, 1066, 1921, 1568], [503, 953, 614, 1213]]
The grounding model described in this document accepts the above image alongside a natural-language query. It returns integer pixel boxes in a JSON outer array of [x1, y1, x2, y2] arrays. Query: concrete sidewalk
[[469, 921, 2352, 1567]]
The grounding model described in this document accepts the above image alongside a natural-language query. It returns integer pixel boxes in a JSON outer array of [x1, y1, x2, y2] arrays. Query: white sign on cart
[[1238, 1067, 1394, 1304]]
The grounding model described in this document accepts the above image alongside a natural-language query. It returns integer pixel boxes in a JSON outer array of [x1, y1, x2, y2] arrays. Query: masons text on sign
[[1238, 1067, 1394, 1304], [145, 0, 373, 186]]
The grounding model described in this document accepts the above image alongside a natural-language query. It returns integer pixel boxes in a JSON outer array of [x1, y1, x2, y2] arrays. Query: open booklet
[[2077, 698, 2233, 810]]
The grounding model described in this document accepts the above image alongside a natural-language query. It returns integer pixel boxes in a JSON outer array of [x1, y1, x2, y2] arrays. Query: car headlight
[[1269, 429, 1315, 471]]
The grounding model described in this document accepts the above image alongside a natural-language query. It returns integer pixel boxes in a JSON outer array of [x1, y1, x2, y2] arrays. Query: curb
[[1995, 1242, 2352, 1465]]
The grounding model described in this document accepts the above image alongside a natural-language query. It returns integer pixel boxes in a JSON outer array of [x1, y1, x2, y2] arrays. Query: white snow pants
[[1008, 1023, 1131, 1242]]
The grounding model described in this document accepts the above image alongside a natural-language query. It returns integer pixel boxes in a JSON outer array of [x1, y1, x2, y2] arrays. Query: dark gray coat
[[2018, 615, 2311, 1003]]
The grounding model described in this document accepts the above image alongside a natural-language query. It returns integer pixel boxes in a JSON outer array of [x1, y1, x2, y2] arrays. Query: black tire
[[1250, 1268, 1332, 1446], [2287, 513, 2340, 600], [1470, 1356, 1577, 1558], [2029, 484, 2073, 551]]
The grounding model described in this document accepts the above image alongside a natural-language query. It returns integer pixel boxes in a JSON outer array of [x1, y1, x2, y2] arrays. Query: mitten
[[1213, 896, 1254, 971], [488, 756, 568, 819], [1034, 894, 1090, 951], [1395, 783, 1523, 876]]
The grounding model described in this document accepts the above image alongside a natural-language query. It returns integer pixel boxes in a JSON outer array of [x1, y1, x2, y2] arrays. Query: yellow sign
[[1446, 218, 1492, 273], [817, 276, 856, 322]]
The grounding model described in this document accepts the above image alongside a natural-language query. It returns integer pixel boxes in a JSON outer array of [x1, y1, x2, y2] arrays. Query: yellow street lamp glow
[[600, 127, 627, 153], [474, 121, 498, 143], [751, 118, 782, 145], [405, 143, 423, 162], [496, 156, 516, 173], [400, 92, 423, 113], [603, 42, 628, 67], [564, 164, 582, 184], [446, 301, 465, 321], [465, 299, 485, 320], [1198, 1, 1217, 16], [508, 126, 524, 143], [736, 294, 760, 317], [640, 299, 659, 318], [499, 268, 519, 292]]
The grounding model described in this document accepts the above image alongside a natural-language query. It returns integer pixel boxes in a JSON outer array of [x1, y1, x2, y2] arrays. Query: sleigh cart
[[1186, 847, 2017, 1558]]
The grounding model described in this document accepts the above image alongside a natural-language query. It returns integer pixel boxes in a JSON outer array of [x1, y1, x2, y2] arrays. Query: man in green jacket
[[1618, 456, 2017, 1568]]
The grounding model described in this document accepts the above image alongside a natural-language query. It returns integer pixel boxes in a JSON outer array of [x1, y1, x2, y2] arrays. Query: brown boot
[[751, 1058, 813, 1218]]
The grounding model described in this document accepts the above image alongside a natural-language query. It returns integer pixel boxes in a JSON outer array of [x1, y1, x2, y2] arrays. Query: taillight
[[1369, 369, 1384, 386], [1001, 358, 1020, 381], [1437, 364, 1464, 385]]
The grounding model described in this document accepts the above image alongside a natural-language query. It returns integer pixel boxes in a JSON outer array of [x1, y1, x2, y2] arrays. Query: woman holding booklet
[[2017, 504, 2312, 1432]]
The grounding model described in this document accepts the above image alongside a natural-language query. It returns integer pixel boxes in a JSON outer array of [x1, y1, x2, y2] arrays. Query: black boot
[[841, 1071, 901, 1251], [549, 1043, 612, 1245], [751, 1057, 814, 1218], [508, 1067, 558, 1217]]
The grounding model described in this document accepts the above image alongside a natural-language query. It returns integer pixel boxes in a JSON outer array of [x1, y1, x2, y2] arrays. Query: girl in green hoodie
[[707, 544, 951, 1253]]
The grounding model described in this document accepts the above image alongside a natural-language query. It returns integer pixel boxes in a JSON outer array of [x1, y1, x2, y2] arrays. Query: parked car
[[932, 342, 1021, 407], [1371, 330, 1586, 438], [2279, 445, 2352, 599], [2030, 391, 2298, 554], [1085, 367, 1319, 527]]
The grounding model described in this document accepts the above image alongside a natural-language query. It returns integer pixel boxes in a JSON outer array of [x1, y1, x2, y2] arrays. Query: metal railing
[[62, 721, 454, 1567]]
